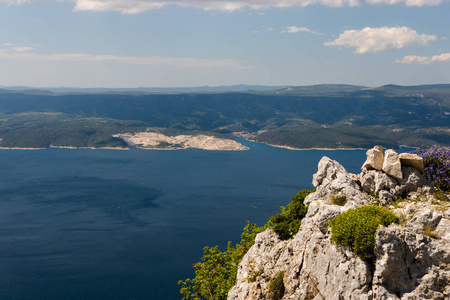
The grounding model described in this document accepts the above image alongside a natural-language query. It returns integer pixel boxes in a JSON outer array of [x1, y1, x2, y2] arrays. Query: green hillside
[[0, 84, 449, 149]]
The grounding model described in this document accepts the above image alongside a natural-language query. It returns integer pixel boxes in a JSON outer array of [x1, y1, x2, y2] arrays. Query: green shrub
[[268, 271, 285, 300], [329, 206, 398, 262], [178, 221, 267, 300], [179, 189, 314, 299], [269, 189, 314, 240]]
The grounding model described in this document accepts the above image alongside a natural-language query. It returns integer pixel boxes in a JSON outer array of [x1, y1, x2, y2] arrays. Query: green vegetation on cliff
[[178, 189, 314, 300], [178, 222, 268, 300], [269, 189, 313, 240], [329, 206, 398, 262]]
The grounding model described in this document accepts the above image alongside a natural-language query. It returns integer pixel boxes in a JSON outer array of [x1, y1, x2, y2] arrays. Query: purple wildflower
[[410, 145, 450, 192]]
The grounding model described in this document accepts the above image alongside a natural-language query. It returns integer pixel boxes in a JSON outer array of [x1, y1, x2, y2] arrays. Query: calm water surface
[[0, 140, 368, 299]]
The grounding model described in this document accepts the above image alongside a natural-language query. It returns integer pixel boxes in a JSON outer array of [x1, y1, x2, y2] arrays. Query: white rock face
[[305, 156, 368, 205], [383, 149, 403, 181], [360, 170, 397, 194], [362, 145, 384, 170], [373, 223, 450, 299], [228, 202, 372, 300], [228, 156, 450, 300], [359, 166, 425, 202], [394, 167, 426, 196]]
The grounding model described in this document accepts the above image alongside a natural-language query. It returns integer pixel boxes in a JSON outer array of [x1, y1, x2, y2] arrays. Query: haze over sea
[[0, 140, 399, 299]]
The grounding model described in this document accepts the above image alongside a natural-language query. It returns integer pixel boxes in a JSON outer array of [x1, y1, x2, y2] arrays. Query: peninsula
[[113, 132, 248, 151]]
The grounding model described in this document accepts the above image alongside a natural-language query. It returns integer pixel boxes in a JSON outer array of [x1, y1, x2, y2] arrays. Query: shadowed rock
[[399, 153, 424, 174]]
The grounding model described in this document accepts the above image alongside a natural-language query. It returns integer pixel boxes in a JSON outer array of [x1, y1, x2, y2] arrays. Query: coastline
[[0, 147, 47, 150], [49, 145, 129, 150], [0, 138, 419, 152], [247, 139, 418, 151], [0, 146, 129, 150], [248, 139, 366, 151], [0, 144, 247, 151]]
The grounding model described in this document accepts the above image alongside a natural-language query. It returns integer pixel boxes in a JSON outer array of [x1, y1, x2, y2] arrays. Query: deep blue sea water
[[0, 140, 371, 300]]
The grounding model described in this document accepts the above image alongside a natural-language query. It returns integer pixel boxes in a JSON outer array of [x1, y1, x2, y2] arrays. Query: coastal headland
[[113, 132, 249, 151]]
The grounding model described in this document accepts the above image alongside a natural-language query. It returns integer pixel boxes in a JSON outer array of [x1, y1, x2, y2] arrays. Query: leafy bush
[[178, 221, 267, 300], [411, 145, 450, 192], [269, 189, 314, 240], [179, 189, 314, 298], [329, 206, 398, 262], [268, 271, 285, 300]]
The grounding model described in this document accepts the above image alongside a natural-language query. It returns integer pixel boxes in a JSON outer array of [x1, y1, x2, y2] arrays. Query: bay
[[0, 140, 369, 300]]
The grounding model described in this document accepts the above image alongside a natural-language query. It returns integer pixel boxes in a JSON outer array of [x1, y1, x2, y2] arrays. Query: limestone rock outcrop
[[383, 149, 403, 181], [362, 145, 384, 171], [228, 201, 373, 300], [228, 153, 450, 300], [399, 153, 424, 174], [305, 156, 368, 205], [373, 223, 450, 299], [358, 146, 426, 203]]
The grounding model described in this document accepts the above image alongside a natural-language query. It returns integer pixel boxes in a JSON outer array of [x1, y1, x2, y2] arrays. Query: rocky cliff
[[228, 147, 450, 300]]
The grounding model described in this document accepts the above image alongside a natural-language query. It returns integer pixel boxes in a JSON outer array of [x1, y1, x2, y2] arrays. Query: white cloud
[[0, 49, 252, 69], [72, 0, 361, 13], [431, 53, 450, 62], [12, 46, 34, 52], [0, 0, 30, 4], [395, 53, 450, 64], [324, 26, 437, 54], [366, 0, 441, 6], [281, 26, 323, 35], [266, 27, 274, 32], [73, 0, 165, 14], [394, 55, 431, 64], [0, 0, 443, 12]]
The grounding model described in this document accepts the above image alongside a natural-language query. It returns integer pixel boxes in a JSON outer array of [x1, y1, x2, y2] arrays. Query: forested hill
[[0, 84, 449, 149]]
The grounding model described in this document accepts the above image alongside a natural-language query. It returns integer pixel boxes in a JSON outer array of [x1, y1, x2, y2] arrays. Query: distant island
[[0, 83, 449, 150]]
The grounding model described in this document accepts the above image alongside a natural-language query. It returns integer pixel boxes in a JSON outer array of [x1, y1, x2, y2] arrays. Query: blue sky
[[0, 0, 449, 88]]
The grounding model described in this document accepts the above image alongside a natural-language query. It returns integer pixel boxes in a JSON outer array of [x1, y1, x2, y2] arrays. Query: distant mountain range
[[0, 83, 449, 149], [2, 83, 450, 97], [0, 84, 288, 94]]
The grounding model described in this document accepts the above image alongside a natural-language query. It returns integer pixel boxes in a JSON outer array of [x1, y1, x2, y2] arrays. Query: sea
[[0, 139, 379, 300]]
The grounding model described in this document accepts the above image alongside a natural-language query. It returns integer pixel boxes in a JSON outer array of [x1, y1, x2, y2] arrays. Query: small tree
[[269, 189, 314, 240], [179, 222, 266, 300]]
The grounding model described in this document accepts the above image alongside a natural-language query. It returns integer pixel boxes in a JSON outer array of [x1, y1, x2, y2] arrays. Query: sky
[[0, 0, 449, 88]]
